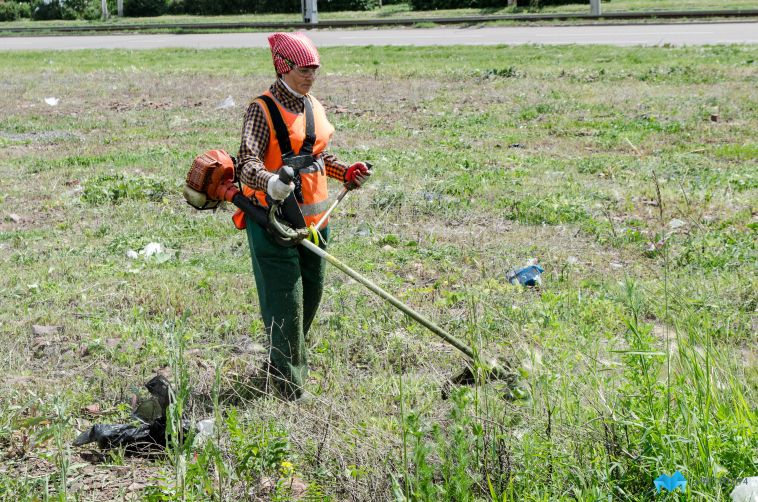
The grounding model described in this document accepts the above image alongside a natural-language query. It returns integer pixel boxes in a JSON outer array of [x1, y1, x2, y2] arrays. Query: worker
[[235, 32, 371, 402]]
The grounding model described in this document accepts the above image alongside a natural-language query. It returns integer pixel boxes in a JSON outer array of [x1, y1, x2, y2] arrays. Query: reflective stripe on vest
[[300, 198, 332, 217], [241, 91, 335, 228]]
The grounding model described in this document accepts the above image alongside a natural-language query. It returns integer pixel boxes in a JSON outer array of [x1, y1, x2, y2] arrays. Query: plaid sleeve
[[323, 152, 348, 182], [238, 101, 275, 192]]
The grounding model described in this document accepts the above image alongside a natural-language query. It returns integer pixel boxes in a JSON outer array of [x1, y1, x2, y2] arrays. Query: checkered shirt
[[237, 79, 348, 195]]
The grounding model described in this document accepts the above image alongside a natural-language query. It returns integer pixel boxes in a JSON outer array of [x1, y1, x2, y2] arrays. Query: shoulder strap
[[258, 95, 293, 158], [300, 96, 316, 156], [258, 94, 317, 159]]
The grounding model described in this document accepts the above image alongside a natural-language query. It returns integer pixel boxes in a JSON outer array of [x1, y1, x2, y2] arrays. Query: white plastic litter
[[169, 116, 187, 128], [216, 96, 235, 110], [669, 218, 686, 229], [137, 242, 173, 263], [44, 97, 59, 106], [193, 419, 215, 447], [140, 242, 163, 257], [731, 477, 758, 502], [196, 419, 214, 436], [126, 250, 139, 260]]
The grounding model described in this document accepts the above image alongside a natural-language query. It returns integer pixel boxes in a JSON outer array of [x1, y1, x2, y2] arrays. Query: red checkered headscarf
[[268, 32, 320, 75]]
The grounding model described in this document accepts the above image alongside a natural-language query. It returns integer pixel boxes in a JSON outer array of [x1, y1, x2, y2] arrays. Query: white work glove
[[266, 174, 294, 201]]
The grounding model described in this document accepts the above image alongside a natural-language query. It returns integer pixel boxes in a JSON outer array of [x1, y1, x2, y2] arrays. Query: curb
[[1, 9, 757, 33]]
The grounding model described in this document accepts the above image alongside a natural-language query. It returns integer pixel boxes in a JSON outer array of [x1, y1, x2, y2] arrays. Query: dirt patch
[[0, 130, 81, 144], [1, 453, 159, 501], [107, 98, 204, 112]]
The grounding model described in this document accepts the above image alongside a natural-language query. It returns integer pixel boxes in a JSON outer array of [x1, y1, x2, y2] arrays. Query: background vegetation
[[0, 44, 756, 500], [1, 0, 755, 22]]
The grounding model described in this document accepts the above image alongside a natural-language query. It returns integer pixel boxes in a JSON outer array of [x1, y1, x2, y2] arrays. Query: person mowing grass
[[234, 32, 371, 402]]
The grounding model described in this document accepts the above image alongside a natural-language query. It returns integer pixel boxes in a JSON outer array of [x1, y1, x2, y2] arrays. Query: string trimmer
[[183, 152, 517, 394]]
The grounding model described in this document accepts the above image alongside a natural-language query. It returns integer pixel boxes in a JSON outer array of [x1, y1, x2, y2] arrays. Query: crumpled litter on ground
[[507, 263, 544, 287], [73, 375, 195, 453], [140, 242, 163, 257], [126, 242, 172, 263], [731, 477, 758, 502], [216, 95, 235, 110]]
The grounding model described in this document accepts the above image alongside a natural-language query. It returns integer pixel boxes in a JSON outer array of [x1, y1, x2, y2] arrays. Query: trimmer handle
[[344, 161, 373, 190], [278, 166, 295, 184]]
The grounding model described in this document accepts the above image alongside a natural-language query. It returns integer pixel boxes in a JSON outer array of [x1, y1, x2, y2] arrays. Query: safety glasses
[[276, 53, 319, 77]]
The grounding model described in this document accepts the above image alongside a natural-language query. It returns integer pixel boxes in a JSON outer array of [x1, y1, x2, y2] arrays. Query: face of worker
[[282, 66, 318, 95]]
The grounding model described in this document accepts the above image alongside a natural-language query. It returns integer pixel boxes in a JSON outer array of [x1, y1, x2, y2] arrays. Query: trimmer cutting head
[[441, 360, 523, 401]]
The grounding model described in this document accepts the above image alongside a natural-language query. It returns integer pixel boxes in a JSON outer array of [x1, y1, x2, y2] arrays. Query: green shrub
[[20, 1, 34, 17], [319, 0, 380, 12], [519, 0, 582, 6], [32, 0, 62, 20], [31, 0, 101, 20], [164, 0, 182, 13], [123, 0, 167, 16], [61, 0, 101, 19], [253, 0, 299, 13], [409, 0, 579, 8], [130, 0, 377, 15], [174, 0, 296, 15], [409, 0, 506, 9], [177, 0, 241, 15], [0, 1, 32, 20]]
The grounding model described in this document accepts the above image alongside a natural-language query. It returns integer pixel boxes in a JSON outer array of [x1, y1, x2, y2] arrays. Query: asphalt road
[[1, 22, 757, 50]]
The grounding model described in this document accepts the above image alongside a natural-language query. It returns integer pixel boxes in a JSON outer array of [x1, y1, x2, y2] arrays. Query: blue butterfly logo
[[654, 471, 687, 493]]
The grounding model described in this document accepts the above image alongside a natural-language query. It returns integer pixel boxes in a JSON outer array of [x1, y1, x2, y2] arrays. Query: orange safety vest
[[233, 91, 335, 230]]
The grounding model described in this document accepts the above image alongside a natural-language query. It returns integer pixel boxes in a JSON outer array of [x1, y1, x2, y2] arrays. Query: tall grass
[[391, 278, 754, 500]]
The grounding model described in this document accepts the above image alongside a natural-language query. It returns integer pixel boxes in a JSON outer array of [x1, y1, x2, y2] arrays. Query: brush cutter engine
[[183, 149, 236, 210]]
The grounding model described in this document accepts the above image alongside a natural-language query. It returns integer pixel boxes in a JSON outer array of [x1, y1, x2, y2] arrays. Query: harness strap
[[257, 94, 317, 160], [300, 97, 316, 156], [258, 94, 318, 204]]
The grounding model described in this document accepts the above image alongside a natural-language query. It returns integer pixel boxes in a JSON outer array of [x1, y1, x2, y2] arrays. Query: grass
[[1, 0, 757, 31], [0, 43, 756, 500]]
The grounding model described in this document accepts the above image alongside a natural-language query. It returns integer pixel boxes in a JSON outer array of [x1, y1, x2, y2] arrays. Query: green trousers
[[245, 217, 328, 399]]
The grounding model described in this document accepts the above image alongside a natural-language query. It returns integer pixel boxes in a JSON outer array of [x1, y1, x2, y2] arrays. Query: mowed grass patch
[[0, 44, 756, 500]]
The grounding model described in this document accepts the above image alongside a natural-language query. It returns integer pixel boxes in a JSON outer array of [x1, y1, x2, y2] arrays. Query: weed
[[483, 66, 522, 79], [226, 409, 290, 488], [82, 174, 170, 205]]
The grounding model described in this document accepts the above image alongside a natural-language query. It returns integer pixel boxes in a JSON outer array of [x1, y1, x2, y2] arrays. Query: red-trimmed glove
[[345, 162, 371, 188]]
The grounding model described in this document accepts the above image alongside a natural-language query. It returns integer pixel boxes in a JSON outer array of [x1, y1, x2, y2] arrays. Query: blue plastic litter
[[507, 265, 544, 287]]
